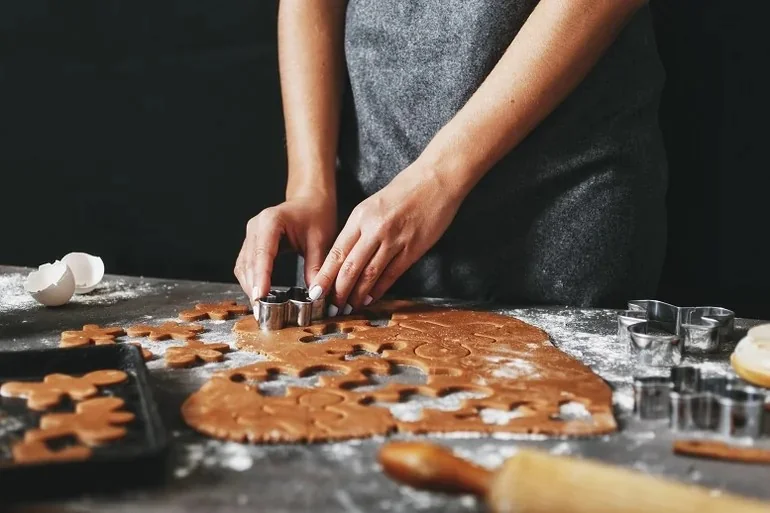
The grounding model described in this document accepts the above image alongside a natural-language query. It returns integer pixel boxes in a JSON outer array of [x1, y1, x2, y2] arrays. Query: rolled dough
[[181, 301, 616, 443]]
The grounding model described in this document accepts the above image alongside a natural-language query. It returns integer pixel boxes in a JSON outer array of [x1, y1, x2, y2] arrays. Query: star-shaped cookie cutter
[[617, 300, 735, 366]]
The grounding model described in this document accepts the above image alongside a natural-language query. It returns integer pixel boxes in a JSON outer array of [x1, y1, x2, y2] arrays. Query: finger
[[250, 212, 283, 302], [331, 238, 380, 314], [233, 248, 251, 300], [303, 231, 330, 289], [368, 249, 411, 302], [308, 226, 359, 309], [348, 244, 400, 309]]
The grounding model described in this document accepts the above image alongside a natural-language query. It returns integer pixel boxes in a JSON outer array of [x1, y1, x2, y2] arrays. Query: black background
[[1, 1, 768, 317]]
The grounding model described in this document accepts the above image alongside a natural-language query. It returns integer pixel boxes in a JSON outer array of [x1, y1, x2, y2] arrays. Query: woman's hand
[[308, 164, 465, 315], [235, 192, 337, 303]]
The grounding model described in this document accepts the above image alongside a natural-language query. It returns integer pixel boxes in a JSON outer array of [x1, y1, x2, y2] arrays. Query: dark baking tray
[[0, 344, 169, 501]]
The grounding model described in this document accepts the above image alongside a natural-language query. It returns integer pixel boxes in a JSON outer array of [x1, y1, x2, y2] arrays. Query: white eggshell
[[61, 252, 105, 294], [24, 261, 76, 306]]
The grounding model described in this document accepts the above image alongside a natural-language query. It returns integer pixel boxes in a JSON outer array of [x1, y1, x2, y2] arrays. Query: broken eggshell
[[61, 252, 104, 294], [24, 261, 76, 306]]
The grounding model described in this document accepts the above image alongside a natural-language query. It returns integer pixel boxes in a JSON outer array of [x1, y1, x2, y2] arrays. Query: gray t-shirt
[[330, 1, 667, 308]]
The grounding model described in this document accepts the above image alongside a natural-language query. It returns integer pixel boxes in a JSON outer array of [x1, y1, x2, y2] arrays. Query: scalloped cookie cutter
[[257, 287, 326, 331], [618, 300, 735, 366], [633, 366, 768, 440]]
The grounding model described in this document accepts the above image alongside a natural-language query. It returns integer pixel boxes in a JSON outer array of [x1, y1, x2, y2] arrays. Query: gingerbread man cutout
[[165, 340, 231, 368], [0, 370, 128, 410], [58, 325, 152, 361], [60, 325, 125, 348], [126, 321, 204, 341], [12, 436, 91, 464], [179, 301, 250, 322], [27, 397, 135, 445]]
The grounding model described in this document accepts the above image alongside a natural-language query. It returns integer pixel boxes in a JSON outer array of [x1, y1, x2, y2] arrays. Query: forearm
[[278, 0, 347, 200], [417, 0, 647, 201]]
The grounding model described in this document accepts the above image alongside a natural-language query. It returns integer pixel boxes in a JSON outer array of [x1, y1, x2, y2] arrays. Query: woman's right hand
[[234, 192, 337, 303]]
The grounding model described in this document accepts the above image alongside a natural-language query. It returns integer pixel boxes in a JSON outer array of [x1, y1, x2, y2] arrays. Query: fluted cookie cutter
[[618, 300, 735, 365], [633, 366, 768, 440], [257, 287, 326, 331], [633, 376, 673, 420]]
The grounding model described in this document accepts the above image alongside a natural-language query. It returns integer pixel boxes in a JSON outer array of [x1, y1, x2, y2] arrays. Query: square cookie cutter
[[257, 287, 326, 331], [618, 300, 735, 366], [632, 366, 768, 440]]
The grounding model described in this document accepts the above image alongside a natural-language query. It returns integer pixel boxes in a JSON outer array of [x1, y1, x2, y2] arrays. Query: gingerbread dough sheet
[[182, 301, 616, 443]]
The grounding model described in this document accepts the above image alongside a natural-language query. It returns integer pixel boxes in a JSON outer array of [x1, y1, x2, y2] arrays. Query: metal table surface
[[1, 265, 768, 512]]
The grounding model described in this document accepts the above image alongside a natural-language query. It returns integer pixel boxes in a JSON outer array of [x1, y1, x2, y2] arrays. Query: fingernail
[[251, 286, 262, 302], [342, 304, 352, 315], [328, 304, 339, 317], [309, 285, 323, 300], [363, 295, 373, 306]]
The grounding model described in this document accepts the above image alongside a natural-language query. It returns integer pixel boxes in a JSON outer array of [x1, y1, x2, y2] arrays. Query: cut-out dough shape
[[674, 439, 770, 464], [179, 301, 250, 322], [182, 301, 615, 443], [165, 340, 232, 368], [12, 436, 91, 464], [27, 396, 135, 446], [60, 325, 125, 348], [126, 321, 204, 341], [59, 327, 152, 361], [0, 370, 128, 410]]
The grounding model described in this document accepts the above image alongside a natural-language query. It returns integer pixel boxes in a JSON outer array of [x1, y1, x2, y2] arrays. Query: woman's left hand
[[308, 163, 464, 315]]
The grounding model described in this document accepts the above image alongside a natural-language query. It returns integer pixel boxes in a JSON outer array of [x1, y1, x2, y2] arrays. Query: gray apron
[[300, 0, 667, 308]]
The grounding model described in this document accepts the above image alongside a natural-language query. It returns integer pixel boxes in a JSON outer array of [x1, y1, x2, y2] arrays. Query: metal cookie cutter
[[286, 286, 326, 327], [257, 287, 326, 331], [258, 290, 289, 331], [619, 300, 735, 364], [633, 376, 673, 420], [716, 388, 766, 439], [627, 320, 683, 367], [633, 366, 768, 440]]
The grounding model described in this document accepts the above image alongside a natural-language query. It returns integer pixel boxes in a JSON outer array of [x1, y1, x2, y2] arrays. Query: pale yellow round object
[[731, 324, 770, 388]]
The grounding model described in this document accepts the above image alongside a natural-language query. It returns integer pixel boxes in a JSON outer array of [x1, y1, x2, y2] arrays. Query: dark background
[[1, 2, 768, 317]]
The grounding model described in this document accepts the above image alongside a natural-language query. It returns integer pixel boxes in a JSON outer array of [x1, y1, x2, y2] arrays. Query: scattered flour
[[503, 308, 633, 390], [174, 440, 256, 478], [549, 441, 574, 455], [0, 415, 25, 438], [489, 357, 539, 379], [455, 443, 520, 469], [0, 272, 166, 313], [478, 407, 526, 425], [557, 401, 592, 421], [613, 388, 635, 413], [376, 391, 488, 422], [0, 273, 35, 312]]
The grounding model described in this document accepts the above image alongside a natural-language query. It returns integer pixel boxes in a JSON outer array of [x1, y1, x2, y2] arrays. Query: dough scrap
[[12, 437, 91, 464], [0, 370, 128, 410], [674, 439, 770, 464], [126, 321, 204, 341], [179, 300, 250, 322], [165, 340, 232, 368], [182, 301, 616, 443], [60, 324, 125, 348]]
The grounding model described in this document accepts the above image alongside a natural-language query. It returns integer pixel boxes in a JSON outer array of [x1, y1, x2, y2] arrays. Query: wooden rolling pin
[[378, 441, 769, 513]]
